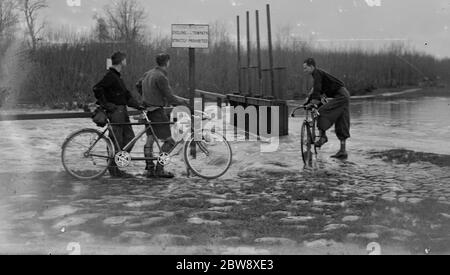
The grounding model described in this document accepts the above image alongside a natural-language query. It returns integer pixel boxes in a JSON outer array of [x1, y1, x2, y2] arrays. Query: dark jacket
[[310, 68, 346, 100], [141, 66, 186, 108], [93, 68, 139, 109]]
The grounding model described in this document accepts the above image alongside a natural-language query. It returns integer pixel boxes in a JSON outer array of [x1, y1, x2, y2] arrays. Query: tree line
[[1, 0, 449, 108]]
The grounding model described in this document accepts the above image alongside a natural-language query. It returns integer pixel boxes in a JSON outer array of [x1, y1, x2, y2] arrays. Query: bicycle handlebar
[[193, 110, 212, 121], [290, 104, 319, 117], [140, 109, 212, 122]]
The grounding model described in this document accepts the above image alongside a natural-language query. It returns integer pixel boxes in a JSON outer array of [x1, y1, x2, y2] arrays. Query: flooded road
[[0, 94, 449, 255]]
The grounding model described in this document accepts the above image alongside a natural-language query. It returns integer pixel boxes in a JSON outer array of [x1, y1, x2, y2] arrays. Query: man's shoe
[[155, 166, 175, 179], [121, 172, 135, 178], [314, 136, 328, 148], [146, 169, 157, 178], [331, 151, 348, 159], [155, 170, 175, 179]]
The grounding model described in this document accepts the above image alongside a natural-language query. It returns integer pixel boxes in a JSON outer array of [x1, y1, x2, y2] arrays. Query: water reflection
[[350, 97, 450, 154]]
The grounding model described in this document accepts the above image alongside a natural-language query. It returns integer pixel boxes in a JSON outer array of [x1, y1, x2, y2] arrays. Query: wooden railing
[[0, 90, 228, 122]]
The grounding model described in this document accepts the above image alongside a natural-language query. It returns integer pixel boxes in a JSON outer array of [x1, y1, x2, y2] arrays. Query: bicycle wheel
[[183, 131, 233, 179], [62, 128, 114, 180], [300, 121, 313, 166], [312, 119, 318, 155]]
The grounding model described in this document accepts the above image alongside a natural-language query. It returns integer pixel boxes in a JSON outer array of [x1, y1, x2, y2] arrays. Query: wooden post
[[201, 94, 205, 112], [236, 16, 241, 95], [189, 48, 196, 111], [246, 11, 252, 97], [189, 47, 196, 158], [217, 97, 223, 119], [255, 10, 262, 98], [266, 4, 275, 99]]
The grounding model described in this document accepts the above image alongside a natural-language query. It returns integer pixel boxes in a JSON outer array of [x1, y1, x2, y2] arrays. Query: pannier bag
[[92, 107, 108, 127]]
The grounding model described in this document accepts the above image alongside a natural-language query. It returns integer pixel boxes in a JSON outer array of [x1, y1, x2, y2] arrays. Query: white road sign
[[171, 24, 209, 48]]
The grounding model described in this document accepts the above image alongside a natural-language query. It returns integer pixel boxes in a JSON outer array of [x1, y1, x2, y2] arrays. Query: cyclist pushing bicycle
[[62, 107, 233, 181], [302, 58, 351, 160], [138, 53, 191, 179], [63, 53, 232, 181], [92, 51, 141, 178]]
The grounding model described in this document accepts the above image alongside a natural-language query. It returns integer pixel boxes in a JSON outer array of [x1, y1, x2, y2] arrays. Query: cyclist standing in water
[[303, 58, 351, 159], [139, 53, 190, 179], [93, 51, 142, 178]]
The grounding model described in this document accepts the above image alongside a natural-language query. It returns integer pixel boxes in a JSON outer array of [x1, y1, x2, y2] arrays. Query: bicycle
[[291, 104, 321, 167], [61, 108, 233, 180]]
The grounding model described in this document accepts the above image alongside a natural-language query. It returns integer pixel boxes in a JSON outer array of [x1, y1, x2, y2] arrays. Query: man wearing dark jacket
[[303, 58, 351, 159], [140, 53, 189, 178], [93, 51, 142, 177]]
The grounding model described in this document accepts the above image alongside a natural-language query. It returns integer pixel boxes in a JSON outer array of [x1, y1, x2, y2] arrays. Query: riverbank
[[353, 86, 450, 99], [287, 86, 449, 107]]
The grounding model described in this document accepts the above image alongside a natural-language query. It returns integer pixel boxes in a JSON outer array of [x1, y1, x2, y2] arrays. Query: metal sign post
[[266, 4, 275, 99], [171, 24, 209, 110], [236, 16, 241, 94], [188, 48, 196, 112], [171, 24, 210, 161]]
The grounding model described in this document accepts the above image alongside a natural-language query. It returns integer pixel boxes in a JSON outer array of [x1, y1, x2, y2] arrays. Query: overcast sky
[[43, 0, 450, 58]]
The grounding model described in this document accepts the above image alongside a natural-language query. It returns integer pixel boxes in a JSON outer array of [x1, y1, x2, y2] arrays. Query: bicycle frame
[[292, 105, 320, 144], [292, 105, 320, 124], [86, 111, 186, 162], [88, 110, 209, 163], [61, 107, 231, 180], [305, 108, 320, 143]]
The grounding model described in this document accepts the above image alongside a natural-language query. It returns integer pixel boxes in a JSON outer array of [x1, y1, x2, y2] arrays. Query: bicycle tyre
[[312, 119, 318, 155], [183, 131, 233, 179], [61, 128, 114, 180], [300, 121, 313, 166]]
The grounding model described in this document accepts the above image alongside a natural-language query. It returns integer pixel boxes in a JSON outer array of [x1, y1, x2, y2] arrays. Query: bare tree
[[210, 21, 231, 46], [104, 0, 147, 43], [0, 0, 19, 39], [19, 0, 48, 50], [275, 24, 294, 49]]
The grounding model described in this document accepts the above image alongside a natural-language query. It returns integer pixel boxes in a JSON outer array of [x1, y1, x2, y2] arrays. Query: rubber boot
[[155, 164, 175, 179], [331, 140, 348, 159], [315, 130, 329, 148]]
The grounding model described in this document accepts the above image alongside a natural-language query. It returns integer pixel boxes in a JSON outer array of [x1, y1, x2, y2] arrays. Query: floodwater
[[0, 94, 449, 255]]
